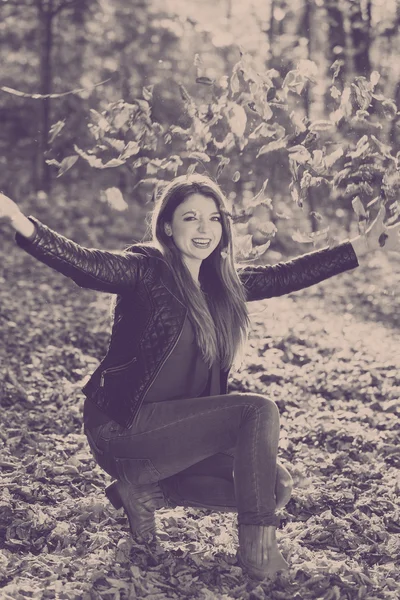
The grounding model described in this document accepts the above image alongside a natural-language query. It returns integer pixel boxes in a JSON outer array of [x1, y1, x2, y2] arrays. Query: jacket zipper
[[100, 356, 137, 387], [140, 311, 187, 404]]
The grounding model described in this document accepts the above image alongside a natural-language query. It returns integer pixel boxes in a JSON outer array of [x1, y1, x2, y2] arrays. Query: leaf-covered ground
[[1, 213, 399, 600]]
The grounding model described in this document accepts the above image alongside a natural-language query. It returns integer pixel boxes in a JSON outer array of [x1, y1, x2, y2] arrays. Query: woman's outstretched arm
[[239, 207, 400, 302], [0, 193, 149, 294]]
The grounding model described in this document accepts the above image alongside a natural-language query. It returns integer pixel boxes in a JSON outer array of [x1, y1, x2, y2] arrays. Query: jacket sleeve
[[238, 241, 359, 302], [15, 216, 149, 294]]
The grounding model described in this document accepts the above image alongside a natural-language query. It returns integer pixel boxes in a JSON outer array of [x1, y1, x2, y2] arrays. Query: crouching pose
[[1, 175, 399, 580]]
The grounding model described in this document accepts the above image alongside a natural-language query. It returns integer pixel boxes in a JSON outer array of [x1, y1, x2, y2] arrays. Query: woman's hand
[[351, 206, 400, 261], [365, 205, 400, 253], [0, 192, 22, 224], [0, 192, 36, 239]]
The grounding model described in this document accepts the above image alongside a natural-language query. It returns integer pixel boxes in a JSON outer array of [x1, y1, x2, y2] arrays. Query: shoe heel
[[105, 481, 123, 509]]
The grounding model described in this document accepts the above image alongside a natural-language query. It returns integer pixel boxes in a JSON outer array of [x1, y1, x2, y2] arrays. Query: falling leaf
[[370, 71, 380, 88], [104, 137, 125, 153], [288, 145, 312, 164], [56, 155, 79, 177], [330, 86, 341, 100], [102, 158, 126, 168], [289, 181, 301, 206], [103, 188, 128, 211], [256, 137, 288, 157], [352, 79, 373, 111], [215, 156, 230, 180], [218, 75, 229, 90], [310, 211, 324, 222], [370, 135, 395, 160], [325, 147, 343, 169], [74, 145, 104, 168], [187, 163, 197, 176], [234, 233, 253, 257], [292, 230, 314, 243], [45, 158, 61, 168], [330, 59, 344, 81], [227, 103, 247, 138], [380, 99, 397, 120], [74, 145, 125, 169], [120, 141, 141, 160], [142, 85, 154, 102], [309, 120, 335, 132], [89, 109, 110, 132], [352, 196, 368, 235], [178, 83, 192, 104], [249, 123, 276, 139], [188, 152, 210, 163], [250, 240, 271, 258], [194, 54, 203, 68], [282, 70, 305, 95], [230, 71, 240, 94], [196, 77, 214, 86], [48, 119, 66, 144], [232, 171, 241, 182], [297, 59, 319, 82], [242, 179, 269, 211]]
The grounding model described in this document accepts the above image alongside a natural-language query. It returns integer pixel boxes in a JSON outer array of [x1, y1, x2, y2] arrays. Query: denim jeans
[[84, 392, 281, 527]]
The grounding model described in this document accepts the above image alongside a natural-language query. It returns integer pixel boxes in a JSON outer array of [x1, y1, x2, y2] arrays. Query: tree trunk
[[268, 0, 275, 53], [349, 0, 371, 76], [325, 0, 347, 109], [301, 0, 312, 119], [297, 0, 318, 233], [36, 0, 54, 192]]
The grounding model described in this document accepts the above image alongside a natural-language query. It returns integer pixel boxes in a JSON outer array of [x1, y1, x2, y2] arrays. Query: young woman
[[1, 174, 399, 581]]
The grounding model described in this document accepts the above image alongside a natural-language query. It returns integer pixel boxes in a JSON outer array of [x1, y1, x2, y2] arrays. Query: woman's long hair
[[148, 174, 250, 370]]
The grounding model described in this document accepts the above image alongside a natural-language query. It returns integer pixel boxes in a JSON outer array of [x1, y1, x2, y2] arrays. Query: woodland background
[[0, 1, 400, 599]]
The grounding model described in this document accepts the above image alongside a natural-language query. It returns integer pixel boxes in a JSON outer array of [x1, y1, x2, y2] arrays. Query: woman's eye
[[183, 215, 221, 222]]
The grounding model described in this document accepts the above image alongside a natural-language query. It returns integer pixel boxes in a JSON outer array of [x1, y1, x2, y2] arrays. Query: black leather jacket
[[16, 216, 359, 429]]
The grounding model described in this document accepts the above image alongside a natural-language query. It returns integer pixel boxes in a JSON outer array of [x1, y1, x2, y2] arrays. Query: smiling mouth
[[192, 238, 212, 249]]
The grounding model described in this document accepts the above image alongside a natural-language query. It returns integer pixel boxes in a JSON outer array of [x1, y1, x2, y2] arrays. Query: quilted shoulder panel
[[238, 242, 359, 302], [15, 216, 150, 294]]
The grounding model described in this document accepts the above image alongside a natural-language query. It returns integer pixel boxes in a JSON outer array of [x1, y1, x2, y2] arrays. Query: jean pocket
[[85, 427, 118, 479], [114, 457, 161, 485]]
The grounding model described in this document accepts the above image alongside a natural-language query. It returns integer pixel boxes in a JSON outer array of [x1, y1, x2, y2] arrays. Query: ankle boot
[[237, 524, 288, 580], [105, 480, 166, 539]]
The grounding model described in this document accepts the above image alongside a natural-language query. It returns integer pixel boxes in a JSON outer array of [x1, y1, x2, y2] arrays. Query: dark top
[[144, 315, 216, 402], [84, 315, 220, 428]]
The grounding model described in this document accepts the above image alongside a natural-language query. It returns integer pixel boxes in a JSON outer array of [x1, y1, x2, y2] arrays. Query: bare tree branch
[[52, 0, 81, 16]]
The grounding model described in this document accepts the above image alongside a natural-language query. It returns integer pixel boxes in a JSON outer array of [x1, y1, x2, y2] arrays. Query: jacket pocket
[[114, 457, 161, 485], [100, 356, 137, 386], [100, 356, 137, 405]]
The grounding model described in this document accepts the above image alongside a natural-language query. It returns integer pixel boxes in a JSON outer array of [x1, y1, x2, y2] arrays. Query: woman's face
[[166, 193, 223, 269]]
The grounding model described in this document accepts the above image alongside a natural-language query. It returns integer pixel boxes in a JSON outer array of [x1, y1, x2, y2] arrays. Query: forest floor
[[0, 203, 399, 600]]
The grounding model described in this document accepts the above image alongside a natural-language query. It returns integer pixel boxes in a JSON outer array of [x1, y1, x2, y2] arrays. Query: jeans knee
[[241, 393, 280, 424]]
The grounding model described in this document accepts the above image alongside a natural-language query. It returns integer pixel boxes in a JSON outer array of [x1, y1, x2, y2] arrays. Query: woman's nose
[[197, 220, 207, 233]]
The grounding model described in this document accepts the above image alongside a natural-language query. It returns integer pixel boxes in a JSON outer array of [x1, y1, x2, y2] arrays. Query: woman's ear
[[164, 223, 173, 237]]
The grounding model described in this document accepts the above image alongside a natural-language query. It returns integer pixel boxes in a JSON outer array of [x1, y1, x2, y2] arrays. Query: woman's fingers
[[387, 221, 400, 251], [0, 193, 20, 222], [365, 205, 400, 252], [378, 221, 400, 252]]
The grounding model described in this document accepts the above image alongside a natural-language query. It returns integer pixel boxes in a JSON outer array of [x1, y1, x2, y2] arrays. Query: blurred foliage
[[1, 0, 400, 256], [47, 53, 400, 258]]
